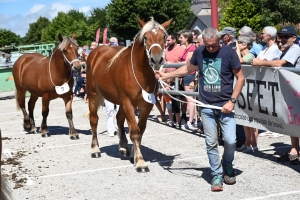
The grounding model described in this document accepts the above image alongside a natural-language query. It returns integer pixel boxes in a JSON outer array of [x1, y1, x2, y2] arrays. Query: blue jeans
[[200, 108, 236, 176]]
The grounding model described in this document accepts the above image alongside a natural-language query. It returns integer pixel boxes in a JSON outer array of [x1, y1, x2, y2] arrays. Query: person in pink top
[[178, 30, 197, 130], [163, 34, 185, 128]]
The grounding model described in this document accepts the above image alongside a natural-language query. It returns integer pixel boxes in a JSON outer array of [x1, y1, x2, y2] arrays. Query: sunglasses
[[279, 35, 294, 39], [205, 43, 219, 48]]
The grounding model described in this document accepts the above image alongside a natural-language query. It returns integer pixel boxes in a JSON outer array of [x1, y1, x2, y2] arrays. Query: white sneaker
[[184, 121, 198, 130]]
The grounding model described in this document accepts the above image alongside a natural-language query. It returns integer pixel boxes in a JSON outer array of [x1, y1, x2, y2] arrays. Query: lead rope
[[158, 79, 224, 110]]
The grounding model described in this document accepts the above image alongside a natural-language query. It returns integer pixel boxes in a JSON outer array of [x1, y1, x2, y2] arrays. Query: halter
[[49, 41, 78, 87], [130, 27, 168, 96]]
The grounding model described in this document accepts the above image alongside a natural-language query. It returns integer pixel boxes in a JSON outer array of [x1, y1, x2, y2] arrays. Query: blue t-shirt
[[190, 45, 241, 107]]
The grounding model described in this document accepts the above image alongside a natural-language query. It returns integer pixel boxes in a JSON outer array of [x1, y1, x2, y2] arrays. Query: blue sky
[[0, 0, 111, 37]]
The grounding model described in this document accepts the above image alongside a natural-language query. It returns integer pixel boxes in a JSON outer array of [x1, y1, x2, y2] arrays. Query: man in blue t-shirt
[[155, 27, 245, 192]]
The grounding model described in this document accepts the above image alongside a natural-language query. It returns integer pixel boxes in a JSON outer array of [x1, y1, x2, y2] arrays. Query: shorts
[[182, 74, 195, 86]]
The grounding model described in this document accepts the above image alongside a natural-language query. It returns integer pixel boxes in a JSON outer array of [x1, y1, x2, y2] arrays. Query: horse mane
[[106, 18, 167, 70], [106, 46, 129, 69], [58, 37, 78, 51]]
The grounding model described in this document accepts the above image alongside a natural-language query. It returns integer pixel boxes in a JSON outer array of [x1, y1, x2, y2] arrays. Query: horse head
[[58, 33, 81, 72], [137, 18, 172, 70]]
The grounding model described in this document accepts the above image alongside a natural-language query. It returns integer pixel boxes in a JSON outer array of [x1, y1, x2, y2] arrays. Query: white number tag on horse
[[142, 90, 156, 104], [55, 82, 70, 95]]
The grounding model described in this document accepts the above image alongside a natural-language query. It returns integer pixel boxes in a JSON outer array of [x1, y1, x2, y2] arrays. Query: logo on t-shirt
[[203, 58, 221, 92]]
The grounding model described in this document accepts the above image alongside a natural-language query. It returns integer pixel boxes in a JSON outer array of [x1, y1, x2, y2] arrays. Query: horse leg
[[63, 95, 79, 140], [27, 94, 38, 133], [16, 88, 31, 131], [116, 105, 130, 157], [39, 95, 50, 137], [89, 92, 103, 158], [123, 100, 149, 172]]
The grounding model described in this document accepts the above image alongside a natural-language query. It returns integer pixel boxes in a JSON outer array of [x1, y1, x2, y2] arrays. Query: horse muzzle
[[150, 56, 165, 70], [71, 61, 82, 72]]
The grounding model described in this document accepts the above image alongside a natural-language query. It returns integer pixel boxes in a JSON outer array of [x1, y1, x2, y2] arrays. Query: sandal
[[290, 155, 300, 165], [277, 152, 299, 164], [157, 116, 167, 123], [277, 152, 291, 162]]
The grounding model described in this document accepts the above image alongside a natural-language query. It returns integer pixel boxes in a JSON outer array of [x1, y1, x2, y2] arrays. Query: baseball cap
[[278, 26, 297, 36], [219, 27, 236, 36]]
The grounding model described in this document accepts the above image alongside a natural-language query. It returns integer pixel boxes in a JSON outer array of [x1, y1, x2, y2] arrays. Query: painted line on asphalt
[[0, 104, 88, 116], [241, 190, 300, 200], [1, 124, 93, 136], [0, 113, 91, 125], [6, 132, 182, 152], [37, 155, 208, 178]]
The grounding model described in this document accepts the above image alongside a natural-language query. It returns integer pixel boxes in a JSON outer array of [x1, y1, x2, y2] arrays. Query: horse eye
[[63, 49, 67, 53]]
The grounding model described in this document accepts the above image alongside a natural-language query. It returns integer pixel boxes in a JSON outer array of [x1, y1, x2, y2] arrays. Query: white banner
[[234, 66, 300, 138]]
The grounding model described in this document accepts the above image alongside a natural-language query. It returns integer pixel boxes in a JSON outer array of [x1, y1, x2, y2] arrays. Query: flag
[[103, 28, 108, 45], [95, 28, 101, 43]]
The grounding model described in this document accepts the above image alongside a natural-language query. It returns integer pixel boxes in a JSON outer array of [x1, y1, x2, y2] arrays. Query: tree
[[0, 29, 22, 48], [219, 0, 262, 32], [220, 0, 300, 32], [42, 10, 94, 46], [23, 17, 50, 44], [87, 7, 110, 42], [106, 0, 194, 41]]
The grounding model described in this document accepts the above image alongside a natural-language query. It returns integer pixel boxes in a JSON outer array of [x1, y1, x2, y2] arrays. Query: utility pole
[[210, 0, 219, 30]]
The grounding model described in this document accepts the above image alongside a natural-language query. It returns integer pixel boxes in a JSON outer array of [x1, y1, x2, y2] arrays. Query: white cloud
[[79, 6, 92, 15], [26, 4, 45, 15]]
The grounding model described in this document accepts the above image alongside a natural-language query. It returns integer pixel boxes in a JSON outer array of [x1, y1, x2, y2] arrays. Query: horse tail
[[83, 92, 105, 119], [0, 130, 14, 200], [14, 89, 20, 111]]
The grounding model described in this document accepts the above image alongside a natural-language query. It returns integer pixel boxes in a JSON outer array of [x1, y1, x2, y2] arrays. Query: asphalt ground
[[0, 95, 299, 200]]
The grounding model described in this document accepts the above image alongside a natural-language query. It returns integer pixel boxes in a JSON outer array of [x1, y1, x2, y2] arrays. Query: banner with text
[[235, 66, 300, 137]]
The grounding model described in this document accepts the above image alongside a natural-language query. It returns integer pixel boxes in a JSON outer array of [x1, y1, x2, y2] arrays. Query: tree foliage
[[0, 29, 22, 48], [88, 7, 109, 40], [41, 10, 94, 46], [220, 0, 300, 32], [106, 0, 194, 41], [23, 17, 50, 44]]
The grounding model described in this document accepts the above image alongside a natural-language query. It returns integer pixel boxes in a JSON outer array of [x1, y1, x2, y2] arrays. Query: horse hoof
[[91, 152, 101, 158], [41, 133, 50, 137], [119, 150, 130, 157], [70, 135, 79, 140], [136, 167, 150, 173]]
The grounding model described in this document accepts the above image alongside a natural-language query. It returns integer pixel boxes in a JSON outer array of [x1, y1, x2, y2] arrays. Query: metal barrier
[[158, 63, 300, 96]]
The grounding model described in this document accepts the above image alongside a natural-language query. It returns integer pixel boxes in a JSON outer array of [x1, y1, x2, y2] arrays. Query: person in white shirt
[[252, 26, 282, 64]]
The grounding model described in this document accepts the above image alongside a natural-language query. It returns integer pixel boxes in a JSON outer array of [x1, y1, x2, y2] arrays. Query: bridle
[[143, 28, 168, 70], [48, 40, 79, 87], [130, 27, 168, 97]]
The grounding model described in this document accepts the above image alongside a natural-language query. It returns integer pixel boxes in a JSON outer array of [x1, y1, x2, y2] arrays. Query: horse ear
[[161, 19, 173, 30], [137, 18, 146, 28], [72, 32, 76, 40], [58, 34, 63, 42]]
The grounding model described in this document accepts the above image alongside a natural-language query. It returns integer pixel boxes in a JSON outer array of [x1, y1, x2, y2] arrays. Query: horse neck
[[50, 48, 71, 78], [131, 39, 152, 72]]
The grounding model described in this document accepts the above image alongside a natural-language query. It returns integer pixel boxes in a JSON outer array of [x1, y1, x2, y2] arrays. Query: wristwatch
[[230, 98, 236, 103]]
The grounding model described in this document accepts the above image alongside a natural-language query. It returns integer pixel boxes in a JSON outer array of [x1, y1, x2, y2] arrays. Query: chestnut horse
[[86, 18, 172, 172], [12, 34, 81, 139]]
